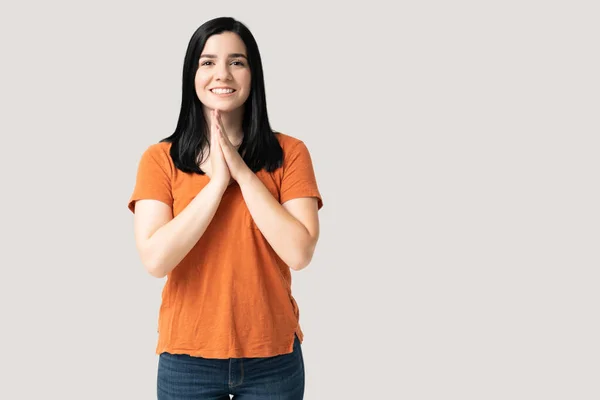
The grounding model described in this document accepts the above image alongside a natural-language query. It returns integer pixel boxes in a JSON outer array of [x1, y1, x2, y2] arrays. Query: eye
[[200, 61, 214, 66], [231, 60, 245, 66]]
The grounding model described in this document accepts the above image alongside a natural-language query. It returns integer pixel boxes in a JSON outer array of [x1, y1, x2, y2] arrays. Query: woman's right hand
[[209, 109, 232, 189]]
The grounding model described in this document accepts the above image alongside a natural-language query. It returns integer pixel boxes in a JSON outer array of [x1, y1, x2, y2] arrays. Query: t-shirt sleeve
[[127, 144, 174, 213], [279, 141, 323, 210]]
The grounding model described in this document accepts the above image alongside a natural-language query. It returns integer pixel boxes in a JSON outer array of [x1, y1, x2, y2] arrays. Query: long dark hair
[[160, 17, 283, 174]]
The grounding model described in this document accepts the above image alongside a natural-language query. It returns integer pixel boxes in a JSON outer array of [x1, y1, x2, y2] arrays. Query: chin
[[211, 103, 244, 113]]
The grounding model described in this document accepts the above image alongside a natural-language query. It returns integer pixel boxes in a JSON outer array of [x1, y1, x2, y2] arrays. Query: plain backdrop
[[1, 1, 598, 399]]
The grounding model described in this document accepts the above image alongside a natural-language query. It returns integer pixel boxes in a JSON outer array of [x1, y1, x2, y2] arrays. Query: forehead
[[201, 32, 247, 55]]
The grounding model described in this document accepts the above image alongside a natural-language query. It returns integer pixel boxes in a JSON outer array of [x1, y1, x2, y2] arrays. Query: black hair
[[160, 17, 283, 174]]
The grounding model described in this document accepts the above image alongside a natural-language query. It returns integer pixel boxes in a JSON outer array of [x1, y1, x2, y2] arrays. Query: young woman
[[128, 17, 323, 399]]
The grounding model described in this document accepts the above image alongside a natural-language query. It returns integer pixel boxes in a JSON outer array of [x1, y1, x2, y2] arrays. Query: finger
[[211, 121, 217, 146], [212, 111, 219, 138], [214, 109, 219, 125], [217, 133, 231, 162], [216, 112, 227, 135], [214, 112, 226, 139], [217, 124, 232, 147], [216, 125, 229, 150]]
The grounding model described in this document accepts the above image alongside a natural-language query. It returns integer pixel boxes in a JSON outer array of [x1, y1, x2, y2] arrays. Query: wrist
[[206, 179, 228, 195], [237, 168, 255, 188]]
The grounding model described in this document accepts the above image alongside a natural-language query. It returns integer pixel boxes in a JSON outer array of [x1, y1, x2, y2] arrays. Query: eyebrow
[[199, 53, 248, 60]]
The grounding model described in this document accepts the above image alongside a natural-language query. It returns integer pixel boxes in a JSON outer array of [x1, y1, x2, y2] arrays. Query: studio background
[[0, 1, 598, 399]]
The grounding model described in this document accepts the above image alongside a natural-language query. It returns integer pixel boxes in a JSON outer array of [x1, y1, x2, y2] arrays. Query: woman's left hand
[[215, 111, 252, 184]]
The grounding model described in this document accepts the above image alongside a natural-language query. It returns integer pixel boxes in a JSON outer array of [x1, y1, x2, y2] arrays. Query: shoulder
[[274, 132, 309, 155], [143, 141, 172, 157], [272, 132, 317, 175], [140, 141, 173, 163], [138, 141, 175, 173]]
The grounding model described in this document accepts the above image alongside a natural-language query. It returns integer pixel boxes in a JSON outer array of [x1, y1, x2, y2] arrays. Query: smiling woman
[[127, 16, 323, 400]]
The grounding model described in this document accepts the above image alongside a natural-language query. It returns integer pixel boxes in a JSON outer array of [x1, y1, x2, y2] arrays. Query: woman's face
[[195, 32, 251, 114]]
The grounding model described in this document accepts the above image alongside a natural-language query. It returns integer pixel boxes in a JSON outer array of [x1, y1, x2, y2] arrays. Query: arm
[[133, 181, 226, 278], [213, 121, 322, 271], [238, 173, 320, 271]]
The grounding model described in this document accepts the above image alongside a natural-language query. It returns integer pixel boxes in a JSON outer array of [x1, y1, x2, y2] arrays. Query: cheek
[[235, 70, 251, 90], [194, 73, 209, 89], [239, 77, 251, 100]]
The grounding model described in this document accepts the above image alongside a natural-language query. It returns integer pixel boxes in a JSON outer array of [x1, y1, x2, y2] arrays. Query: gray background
[[1, 1, 598, 399]]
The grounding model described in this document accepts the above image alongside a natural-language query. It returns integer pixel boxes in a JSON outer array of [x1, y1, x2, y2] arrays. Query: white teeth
[[211, 88, 235, 94]]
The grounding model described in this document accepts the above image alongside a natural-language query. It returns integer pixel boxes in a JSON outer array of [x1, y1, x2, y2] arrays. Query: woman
[[128, 16, 323, 399]]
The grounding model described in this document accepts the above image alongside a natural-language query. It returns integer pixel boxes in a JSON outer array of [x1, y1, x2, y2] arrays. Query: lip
[[209, 87, 237, 97]]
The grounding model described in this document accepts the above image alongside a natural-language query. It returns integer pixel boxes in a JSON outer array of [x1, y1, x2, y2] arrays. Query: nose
[[214, 62, 232, 81]]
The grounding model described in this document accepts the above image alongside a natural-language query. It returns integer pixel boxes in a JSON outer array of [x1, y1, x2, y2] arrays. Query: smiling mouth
[[210, 88, 236, 94]]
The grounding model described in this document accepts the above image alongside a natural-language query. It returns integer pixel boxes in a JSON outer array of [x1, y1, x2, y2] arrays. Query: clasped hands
[[209, 108, 253, 188]]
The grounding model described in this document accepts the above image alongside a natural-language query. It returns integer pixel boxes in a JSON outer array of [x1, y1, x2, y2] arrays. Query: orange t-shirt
[[128, 132, 323, 359]]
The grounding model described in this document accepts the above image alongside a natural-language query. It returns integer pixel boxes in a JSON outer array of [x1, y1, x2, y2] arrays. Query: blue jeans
[[157, 334, 305, 399]]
